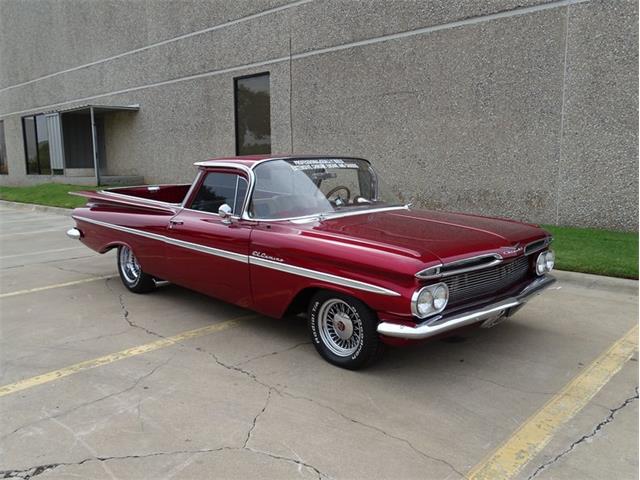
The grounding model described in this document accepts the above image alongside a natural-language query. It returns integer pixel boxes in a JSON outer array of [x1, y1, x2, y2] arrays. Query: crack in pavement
[[70, 284, 452, 478], [105, 279, 167, 340], [0, 447, 229, 479], [195, 345, 463, 478], [1, 355, 174, 443], [527, 387, 639, 480], [235, 341, 312, 366], [244, 389, 272, 448], [281, 389, 465, 478], [245, 446, 331, 479], [0, 445, 330, 480], [193, 347, 330, 478], [103, 285, 326, 476]]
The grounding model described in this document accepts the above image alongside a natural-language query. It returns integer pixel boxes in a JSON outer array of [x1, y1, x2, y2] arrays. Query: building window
[[22, 114, 51, 174], [234, 73, 271, 155], [0, 121, 7, 174]]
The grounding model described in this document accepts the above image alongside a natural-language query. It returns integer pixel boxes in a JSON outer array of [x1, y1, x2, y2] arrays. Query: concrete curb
[[553, 270, 638, 295], [0, 200, 72, 216]]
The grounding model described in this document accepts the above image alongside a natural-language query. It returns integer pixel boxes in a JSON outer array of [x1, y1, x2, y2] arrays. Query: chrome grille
[[443, 256, 530, 304]]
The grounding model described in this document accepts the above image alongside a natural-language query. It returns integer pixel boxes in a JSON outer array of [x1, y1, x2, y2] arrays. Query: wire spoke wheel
[[118, 246, 141, 284], [318, 299, 363, 357]]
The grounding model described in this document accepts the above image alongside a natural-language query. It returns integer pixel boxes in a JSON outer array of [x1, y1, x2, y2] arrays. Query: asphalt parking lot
[[0, 204, 637, 480]]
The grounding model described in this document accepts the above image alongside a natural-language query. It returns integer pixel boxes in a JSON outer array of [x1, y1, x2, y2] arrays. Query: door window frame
[[184, 168, 250, 218]]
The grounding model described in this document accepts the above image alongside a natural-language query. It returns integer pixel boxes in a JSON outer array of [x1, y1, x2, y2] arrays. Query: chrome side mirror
[[218, 203, 233, 224]]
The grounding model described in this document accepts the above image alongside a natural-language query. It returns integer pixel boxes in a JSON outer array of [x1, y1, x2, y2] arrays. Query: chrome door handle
[[168, 219, 184, 229]]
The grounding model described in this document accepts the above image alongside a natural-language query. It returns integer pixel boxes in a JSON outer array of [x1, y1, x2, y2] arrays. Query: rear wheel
[[308, 291, 383, 369], [117, 245, 156, 293]]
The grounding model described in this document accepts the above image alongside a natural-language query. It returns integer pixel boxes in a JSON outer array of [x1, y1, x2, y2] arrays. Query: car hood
[[305, 208, 549, 265]]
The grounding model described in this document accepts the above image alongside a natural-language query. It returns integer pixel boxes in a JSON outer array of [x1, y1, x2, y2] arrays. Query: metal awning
[[45, 104, 140, 115], [49, 104, 139, 185]]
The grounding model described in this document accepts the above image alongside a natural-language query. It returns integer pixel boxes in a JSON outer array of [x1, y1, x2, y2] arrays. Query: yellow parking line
[[466, 324, 639, 480], [0, 275, 116, 298], [0, 315, 255, 398]]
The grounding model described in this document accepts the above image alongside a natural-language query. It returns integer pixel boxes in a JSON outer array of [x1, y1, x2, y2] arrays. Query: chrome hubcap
[[318, 299, 362, 357], [119, 246, 141, 284]]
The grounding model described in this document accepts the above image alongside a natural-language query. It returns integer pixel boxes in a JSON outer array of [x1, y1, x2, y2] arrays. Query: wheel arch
[[99, 240, 133, 254], [283, 284, 376, 318]]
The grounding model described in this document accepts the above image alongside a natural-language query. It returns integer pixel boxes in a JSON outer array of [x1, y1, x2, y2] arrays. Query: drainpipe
[[89, 106, 100, 186]]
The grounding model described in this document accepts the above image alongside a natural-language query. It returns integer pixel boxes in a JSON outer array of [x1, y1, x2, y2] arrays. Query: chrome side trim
[[70, 191, 179, 212], [249, 256, 401, 297], [107, 182, 191, 190], [416, 253, 503, 279], [66, 228, 81, 240], [377, 275, 556, 339], [73, 216, 248, 263], [74, 216, 399, 296], [99, 190, 181, 208]]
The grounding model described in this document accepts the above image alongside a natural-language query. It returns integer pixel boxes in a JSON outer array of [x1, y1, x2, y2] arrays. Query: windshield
[[248, 158, 404, 220]]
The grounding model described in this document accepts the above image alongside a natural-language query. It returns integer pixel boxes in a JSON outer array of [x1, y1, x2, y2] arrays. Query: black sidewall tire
[[117, 246, 156, 294], [308, 291, 383, 370]]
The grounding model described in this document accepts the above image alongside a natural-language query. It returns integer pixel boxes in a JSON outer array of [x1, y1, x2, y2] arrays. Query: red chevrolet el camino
[[67, 155, 556, 369]]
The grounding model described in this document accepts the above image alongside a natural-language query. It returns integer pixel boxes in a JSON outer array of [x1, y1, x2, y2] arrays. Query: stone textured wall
[[0, 0, 637, 230]]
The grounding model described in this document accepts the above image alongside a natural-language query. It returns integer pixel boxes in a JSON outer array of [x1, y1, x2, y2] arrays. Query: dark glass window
[[23, 117, 38, 174], [234, 73, 271, 155], [36, 115, 50, 174], [22, 114, 51, 174], [0, 121, 6, 174], [190, 172, 248, 215]]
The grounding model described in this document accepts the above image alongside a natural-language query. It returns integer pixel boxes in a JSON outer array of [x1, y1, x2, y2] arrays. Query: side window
[[190, 172, 248, 216]]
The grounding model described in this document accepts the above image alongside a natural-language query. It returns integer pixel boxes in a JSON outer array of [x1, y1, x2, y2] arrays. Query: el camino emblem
[[502, 244, 523, 255], [252, 251, 284, 263]]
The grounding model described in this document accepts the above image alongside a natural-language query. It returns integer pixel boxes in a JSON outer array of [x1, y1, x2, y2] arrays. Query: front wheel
[[308, 291, 384, 369], [117, 245, 156, 293]]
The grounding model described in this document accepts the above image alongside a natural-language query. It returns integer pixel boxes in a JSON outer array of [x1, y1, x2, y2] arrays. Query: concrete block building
[[0, 0, 637, 230]]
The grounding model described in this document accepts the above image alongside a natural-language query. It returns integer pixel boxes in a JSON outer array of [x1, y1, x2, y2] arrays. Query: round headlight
[[412, 283, 449, 318], [416, 289, 434, 316], [536, 252, 547, 276], [432, 284, 449, 310], [545, 250, 555, 272]]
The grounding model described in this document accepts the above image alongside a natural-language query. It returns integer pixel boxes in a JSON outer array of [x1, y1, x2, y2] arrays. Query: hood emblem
[[502, 244, 523, 256]]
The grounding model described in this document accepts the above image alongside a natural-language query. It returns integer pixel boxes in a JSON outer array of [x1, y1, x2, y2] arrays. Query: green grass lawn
[[0, 183, 637, 279], [0, 183, 96, 209], [543, 225, 638, 279]]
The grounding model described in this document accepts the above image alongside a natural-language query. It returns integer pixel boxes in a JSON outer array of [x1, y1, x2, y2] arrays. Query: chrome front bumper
[[377, 275, 556, 340]]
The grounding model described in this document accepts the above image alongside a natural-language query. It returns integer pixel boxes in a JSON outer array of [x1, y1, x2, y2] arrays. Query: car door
[[163, 168, 253, 307]]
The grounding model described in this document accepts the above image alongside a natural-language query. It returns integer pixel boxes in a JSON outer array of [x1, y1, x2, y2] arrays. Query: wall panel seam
[[0, 0, 313, 94], [0, 0, 590, 119], [555, 5, 572, 224]]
